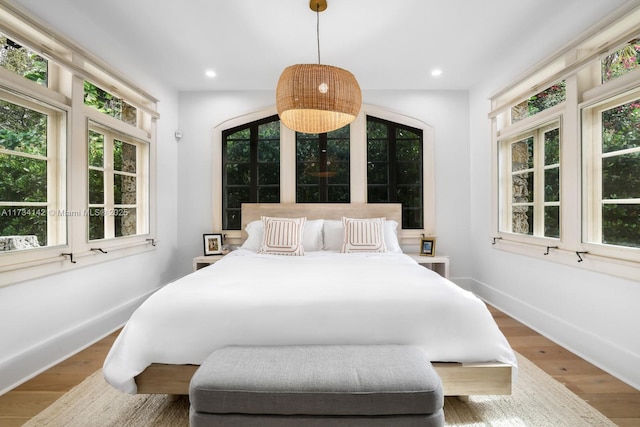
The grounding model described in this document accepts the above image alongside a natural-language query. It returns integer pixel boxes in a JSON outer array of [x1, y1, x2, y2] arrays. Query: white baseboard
[[0, 289, 155, 395], [468, 278, 640, 391]]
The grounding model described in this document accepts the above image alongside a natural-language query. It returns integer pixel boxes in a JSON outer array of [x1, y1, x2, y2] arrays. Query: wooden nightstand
[[193, 255, 224, 272], [408, 254, 450, 279]]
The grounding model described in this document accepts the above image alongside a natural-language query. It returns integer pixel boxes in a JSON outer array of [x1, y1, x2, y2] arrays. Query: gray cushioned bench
[[189, 345, 444, 427]]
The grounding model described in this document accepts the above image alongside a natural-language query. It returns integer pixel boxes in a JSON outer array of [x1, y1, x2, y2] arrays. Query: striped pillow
[[258, 216, 306, 256], [341, 217, 387, 253]]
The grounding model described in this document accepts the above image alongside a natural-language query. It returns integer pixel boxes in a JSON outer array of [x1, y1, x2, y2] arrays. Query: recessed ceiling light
[[205, 69, 217, 78], [431, 69, 443, 77]]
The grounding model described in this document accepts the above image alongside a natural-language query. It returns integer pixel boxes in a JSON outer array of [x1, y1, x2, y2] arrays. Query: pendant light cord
[[316, 2, 321, 64]]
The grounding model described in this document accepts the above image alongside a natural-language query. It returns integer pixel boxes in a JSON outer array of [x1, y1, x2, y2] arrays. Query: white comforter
[[103, 250, 517, 393]]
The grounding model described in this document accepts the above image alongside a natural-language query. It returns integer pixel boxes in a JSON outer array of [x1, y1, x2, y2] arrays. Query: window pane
[[114, 174, 137, 204], [512, 137, 533, 171], [544, 167, 560, 202], [88, 131, 104, 167], [225, 187, 250, 209], [258, 163, 279, 186], [511, 81, 565, 123], [367, 116, 423, 229], [88, 207, 105, 241], [512, 206, 534, 235], [602, 99, 640, 153], [368, 186, 388, 202], [544, 206, 560, 238], [0, 99, 47, 156], [602, 38, 640, 83], [222, 116, 281, 229], [544, 128, 560, 165], [0, 206, 47, 247], [296, 127, 349, 203], [115, 208, 136, 237], [226, 139, 250, 162], [114, 140, 136, 173], [0, 154, 47, 202], [88, 169, 104, 204], [258, 140, 279, 162], [512, 172, 533, 203], [258, 187, 279, 202], [84, 81, 137, 126], [396, 138, 420, 161], [602, 152, 640, 200], [0, 34, 48, 86], [367, 162, 388, 185], [602, 204, 640, 248], [367, 139, 387, 162], [327, 185, 349, 202], [226, 163, 250, 185], [258, 121, 280, 140]]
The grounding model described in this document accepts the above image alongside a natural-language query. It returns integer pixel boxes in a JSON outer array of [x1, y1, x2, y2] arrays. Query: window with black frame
[[367, 116, 423, 229], [222, 115, 280, 230], [296, 125, 350, 203]]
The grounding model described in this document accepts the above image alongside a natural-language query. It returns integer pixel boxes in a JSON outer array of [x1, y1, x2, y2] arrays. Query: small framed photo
[[420, 237, 436, 257], [203, 233, 223, 256]]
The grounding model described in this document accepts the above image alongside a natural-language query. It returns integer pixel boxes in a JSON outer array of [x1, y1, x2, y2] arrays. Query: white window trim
[[490, 7, 640, 281], [0, 11, 158, 287], [498, 118, 561, 240], [580, 84, 640, 264], [212, 105, 435, 247]]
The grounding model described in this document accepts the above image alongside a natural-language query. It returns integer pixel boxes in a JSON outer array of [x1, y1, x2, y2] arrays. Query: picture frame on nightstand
[[420, 237, 436, 256], [203, 233, 223, 256]]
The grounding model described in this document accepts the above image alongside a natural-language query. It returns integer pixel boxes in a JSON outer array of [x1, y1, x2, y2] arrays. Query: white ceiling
[[7, 0, 634, 92]]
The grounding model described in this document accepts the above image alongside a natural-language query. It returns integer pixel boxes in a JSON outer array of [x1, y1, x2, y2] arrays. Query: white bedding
[[103, 250, 517, 393]]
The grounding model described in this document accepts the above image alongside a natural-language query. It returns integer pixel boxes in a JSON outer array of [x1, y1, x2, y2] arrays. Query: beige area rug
[[25, 352, 614, 427]]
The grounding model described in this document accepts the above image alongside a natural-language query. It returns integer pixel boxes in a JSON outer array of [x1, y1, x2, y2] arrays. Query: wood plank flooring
[[1, 306, 639, 426]]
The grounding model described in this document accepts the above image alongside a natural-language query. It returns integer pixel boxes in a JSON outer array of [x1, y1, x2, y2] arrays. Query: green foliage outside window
[[223, 116, 280, 230], [0, 35, 47, 85], [367, 117, 423, 229], [602, 38, 640, 83], [0, 98, 49, 246], [296, 125, 350, 203], [84, 81, 137, 126], [600, 99, 640, 248], [511, 82, 566, 123]]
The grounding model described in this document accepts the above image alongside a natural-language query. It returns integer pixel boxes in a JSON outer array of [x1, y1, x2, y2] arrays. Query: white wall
[[468, 84, 640, 390], [176, 90, 472, 279], [0, 82, 181, 394]]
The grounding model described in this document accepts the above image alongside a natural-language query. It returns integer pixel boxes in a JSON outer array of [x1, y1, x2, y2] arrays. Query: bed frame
[[134, 203, 512, 397]]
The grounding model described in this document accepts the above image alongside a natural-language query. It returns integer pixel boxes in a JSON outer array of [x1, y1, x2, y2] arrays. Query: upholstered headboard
[[240, 203, 402, 240]]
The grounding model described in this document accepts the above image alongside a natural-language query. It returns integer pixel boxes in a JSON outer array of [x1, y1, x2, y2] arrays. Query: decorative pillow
[[258, 216, 306, 256], [242, 219, 323, 252], [341, 217, 387, 253], [324, 219, 400, 252]]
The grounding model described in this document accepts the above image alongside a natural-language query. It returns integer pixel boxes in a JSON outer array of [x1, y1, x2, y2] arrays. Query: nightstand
[[408, 254, 450, 279], [193, 255, 224, 272]]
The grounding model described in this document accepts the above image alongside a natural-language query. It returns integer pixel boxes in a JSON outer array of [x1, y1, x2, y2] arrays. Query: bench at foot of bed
[[189, 345, 444, 427]]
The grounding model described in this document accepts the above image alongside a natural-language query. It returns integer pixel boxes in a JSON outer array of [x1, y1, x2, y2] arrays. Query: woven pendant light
[[276, 1, 361, 134]]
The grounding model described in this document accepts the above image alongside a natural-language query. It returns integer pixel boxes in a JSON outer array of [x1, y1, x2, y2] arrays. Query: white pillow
[[322, 220, 344, 251], [242, 218, 324, 252], [383, 220, 402, 253], [341, 217, 387, 253], [259, 216, 306, 256], [323, 219, 401, 252]]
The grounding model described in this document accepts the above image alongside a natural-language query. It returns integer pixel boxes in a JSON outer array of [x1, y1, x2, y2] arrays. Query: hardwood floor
[[1, 306, 639, 426]]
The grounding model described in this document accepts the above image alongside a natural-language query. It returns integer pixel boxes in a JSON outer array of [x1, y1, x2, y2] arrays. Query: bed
[[103, 203, 516, 396]]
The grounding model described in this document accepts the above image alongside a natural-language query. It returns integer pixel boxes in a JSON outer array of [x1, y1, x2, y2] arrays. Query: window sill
[[492, 237, 640, 282], [0, 238, 156, 287]]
